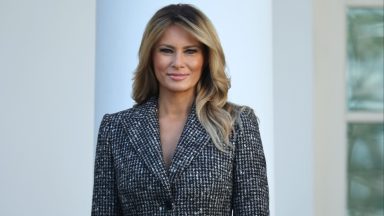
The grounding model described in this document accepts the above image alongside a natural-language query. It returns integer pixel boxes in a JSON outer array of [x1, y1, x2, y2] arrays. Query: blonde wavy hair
[[132, 4, 239, 151]]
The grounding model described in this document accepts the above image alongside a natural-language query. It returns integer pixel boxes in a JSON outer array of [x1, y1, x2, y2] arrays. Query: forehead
[[157, 25, 201, 45]]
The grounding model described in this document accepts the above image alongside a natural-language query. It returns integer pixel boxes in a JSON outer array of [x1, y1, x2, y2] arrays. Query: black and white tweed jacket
[[91, 98, 269, 215]]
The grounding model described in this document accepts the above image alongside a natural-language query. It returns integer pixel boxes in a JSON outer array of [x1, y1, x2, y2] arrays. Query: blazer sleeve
[[91, 114, 123, 216], [232, 107, 269, 215]]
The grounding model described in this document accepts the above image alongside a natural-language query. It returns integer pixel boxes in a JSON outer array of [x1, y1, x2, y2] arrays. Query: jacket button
[[164, 200, 173, 210]]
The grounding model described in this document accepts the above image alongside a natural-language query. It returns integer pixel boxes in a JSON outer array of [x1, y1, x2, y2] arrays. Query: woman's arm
[[232, 107, 269, 215], [91, 114, 123, 216]]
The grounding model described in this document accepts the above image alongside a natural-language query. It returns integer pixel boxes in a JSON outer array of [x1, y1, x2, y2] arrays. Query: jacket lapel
[[168, 105, 211, 183], [120, 98, 212, 194], [120, 98, 172, 199]]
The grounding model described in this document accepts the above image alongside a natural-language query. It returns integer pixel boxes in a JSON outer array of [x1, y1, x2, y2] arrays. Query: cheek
[[153, 54, 168, 73], [190, 56, 204, 73]]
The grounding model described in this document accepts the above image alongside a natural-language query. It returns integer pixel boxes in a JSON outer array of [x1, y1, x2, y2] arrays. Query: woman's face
[[152, 25, 204, 96]]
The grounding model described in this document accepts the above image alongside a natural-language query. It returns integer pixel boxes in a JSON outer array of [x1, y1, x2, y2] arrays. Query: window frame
[[314, 0, 383, 215], [345, 2, 384, 215]]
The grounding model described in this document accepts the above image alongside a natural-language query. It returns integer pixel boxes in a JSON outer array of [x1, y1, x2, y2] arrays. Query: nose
[[172, 52, 185, 69]]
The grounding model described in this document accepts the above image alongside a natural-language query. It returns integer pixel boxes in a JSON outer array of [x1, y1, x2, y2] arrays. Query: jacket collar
[[120, 97, 211, 195]]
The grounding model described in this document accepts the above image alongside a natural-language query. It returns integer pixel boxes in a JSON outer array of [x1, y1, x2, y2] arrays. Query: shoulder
[[97, 107, 135, 137], [101, 107, 136, 126], [97, 101, 154, 141], [226, 102, 259, 131], [100, 99, 155, 129], [238, 105, 259, 127], [228, 103, 263, 152], [226, 102, 260, 147]]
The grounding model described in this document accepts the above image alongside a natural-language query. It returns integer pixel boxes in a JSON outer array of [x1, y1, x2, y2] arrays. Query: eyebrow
[[157, 44, 202, 49]]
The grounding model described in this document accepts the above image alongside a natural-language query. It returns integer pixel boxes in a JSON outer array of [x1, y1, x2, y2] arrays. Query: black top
[[91, 97, 269, 215]]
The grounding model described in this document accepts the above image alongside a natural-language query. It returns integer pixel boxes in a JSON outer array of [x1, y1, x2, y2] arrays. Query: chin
[[162, 84, 195, 94]]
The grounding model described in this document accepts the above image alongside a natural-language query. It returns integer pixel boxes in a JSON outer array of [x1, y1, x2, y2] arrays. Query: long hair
[[132, 4, 239, 151]]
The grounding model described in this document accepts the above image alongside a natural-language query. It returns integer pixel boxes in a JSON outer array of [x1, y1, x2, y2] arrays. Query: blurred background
[[0, 0, 382, 215]]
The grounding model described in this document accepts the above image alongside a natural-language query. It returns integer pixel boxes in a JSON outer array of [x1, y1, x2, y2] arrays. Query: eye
[[159, 48, 173, 54], [185, 48, 198, 55]]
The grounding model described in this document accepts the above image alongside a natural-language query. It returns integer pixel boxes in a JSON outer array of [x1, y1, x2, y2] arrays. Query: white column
[[273, 0, 315, 215], [313, 0, 346, 215], [0, 0, 96, 215]]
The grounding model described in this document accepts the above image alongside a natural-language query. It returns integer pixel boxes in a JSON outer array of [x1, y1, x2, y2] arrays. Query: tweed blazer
[[91, 97, 269, 215]]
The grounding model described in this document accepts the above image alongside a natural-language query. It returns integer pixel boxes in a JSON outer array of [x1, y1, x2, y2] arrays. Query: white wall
[[95, 0, 274, 213], [0, 0, 96, 215]]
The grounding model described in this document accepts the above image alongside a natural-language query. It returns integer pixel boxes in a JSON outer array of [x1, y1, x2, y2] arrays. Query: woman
[[92, 4, 269, 215]]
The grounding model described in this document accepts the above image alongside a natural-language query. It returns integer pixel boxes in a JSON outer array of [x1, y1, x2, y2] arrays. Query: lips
[[167, 73, 189, 81]]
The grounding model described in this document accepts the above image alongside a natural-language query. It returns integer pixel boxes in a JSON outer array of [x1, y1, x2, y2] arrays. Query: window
[[346, 3, 384, 216]]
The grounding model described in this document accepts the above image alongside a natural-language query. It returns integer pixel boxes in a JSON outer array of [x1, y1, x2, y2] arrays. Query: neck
[[158, 91, 195, 118]]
